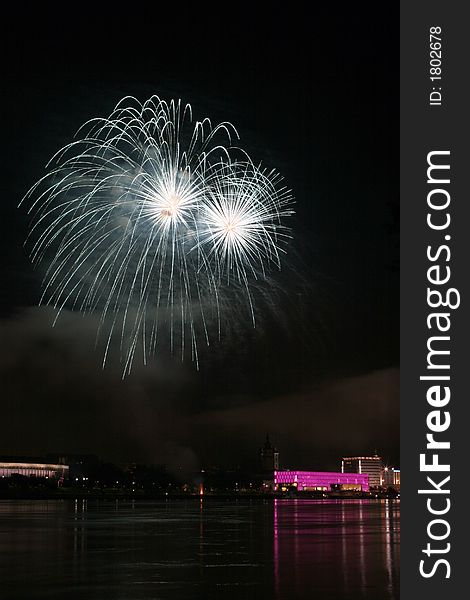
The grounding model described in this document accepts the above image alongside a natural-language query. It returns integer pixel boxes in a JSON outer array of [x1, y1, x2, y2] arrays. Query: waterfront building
[[274, 470, 369, 492], [0, 458, 69, 480], [341, 454, 383, 487], [382, 467, 400, 489]]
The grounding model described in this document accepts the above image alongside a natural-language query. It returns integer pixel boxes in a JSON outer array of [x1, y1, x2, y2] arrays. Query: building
[[341, 454, 383, 487], [0, 458, 69, 480], [382, 467, 400, 489], [274, 470, 369, 492], [260, 434, 279, 473]]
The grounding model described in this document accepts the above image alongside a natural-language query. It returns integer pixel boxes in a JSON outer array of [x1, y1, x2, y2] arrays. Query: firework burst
[[200, 161, 293, 286], [21, 95, 294, 374]]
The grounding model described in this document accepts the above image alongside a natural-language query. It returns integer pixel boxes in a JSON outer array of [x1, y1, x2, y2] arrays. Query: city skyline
[[0, 442, 400, 496], [0, 434, 399, 476]]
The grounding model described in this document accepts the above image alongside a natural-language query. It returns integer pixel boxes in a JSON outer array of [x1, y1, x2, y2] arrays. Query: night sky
[[1, 3, 398, 474]]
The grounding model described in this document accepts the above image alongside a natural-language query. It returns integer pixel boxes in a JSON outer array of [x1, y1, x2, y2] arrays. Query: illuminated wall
[[274, 470, 369, 492], [0, 462, 69, 479], [342, 455, 383, 487]]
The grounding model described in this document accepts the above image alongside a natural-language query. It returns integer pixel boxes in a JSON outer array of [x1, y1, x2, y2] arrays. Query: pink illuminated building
[[274, 470, 369, 492]]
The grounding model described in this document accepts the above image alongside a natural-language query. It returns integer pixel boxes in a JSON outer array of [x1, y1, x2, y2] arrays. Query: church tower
[[260, 433, 279, 473]]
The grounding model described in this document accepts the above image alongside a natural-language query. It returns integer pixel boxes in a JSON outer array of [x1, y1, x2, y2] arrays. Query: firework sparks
[[201, 161, 293, 285], [20, 95, 294, 375]]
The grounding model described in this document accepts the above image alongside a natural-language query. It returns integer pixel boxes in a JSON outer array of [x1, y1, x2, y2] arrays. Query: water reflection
[[273, 499, 400, 599], [0, 499, 399, 599]]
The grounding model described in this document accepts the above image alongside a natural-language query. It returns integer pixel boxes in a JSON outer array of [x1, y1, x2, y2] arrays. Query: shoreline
[[0, 490, 399, 501]]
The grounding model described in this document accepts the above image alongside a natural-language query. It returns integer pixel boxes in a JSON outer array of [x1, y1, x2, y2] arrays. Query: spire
[[264, 433, 272, 449]]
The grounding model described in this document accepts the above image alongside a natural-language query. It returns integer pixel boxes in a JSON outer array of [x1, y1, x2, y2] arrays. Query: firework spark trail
[[20, 95, 294, 375]]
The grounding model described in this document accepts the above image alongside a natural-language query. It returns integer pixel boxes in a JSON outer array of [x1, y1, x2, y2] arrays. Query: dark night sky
[[0, 3, 399, 472]]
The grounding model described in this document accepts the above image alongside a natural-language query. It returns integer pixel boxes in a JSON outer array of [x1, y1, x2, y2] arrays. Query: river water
[[0, 498, 399, 599]]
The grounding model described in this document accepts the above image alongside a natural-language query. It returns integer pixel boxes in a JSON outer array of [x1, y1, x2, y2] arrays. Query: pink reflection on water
[[273, 499, 400, 600]]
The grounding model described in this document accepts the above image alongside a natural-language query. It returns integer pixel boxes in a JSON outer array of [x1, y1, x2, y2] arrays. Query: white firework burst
[[20, 95, 294, 375], [200, 161, 293, 285]]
